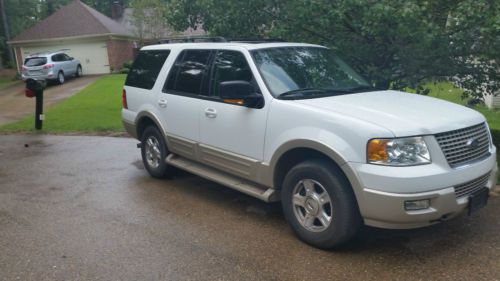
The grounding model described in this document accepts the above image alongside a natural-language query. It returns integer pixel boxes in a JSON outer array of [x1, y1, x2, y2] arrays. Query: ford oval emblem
[[466, 138, 480, 149]]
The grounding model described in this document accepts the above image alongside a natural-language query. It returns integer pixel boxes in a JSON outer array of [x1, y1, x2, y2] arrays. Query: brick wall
[[106, 39, 135, 72]]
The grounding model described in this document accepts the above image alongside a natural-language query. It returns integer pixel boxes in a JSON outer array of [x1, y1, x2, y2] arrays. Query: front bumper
[[347, 146, 497, 229]]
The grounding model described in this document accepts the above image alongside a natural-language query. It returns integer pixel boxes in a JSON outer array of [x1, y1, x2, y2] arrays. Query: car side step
[[165, 154, 280, 202]]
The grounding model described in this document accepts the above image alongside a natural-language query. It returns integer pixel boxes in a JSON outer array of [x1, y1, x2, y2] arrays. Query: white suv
[[122, 40, 497, 248]]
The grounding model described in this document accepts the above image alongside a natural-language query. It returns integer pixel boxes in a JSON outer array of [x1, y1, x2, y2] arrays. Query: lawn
[[0, 74, 126, 133], [425, 82, 500, 131]]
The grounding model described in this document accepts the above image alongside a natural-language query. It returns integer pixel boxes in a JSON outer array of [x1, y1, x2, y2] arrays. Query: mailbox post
[[25, 79, 46, 130]]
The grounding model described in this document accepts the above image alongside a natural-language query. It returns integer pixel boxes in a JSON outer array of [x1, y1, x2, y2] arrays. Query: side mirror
[[219, 81, 264, 109], [69, 57, 74, 61]]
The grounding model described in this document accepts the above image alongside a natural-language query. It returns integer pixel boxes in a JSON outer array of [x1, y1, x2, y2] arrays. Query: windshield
[[251, 47, 373, 99], [24, 57, 47, 67]]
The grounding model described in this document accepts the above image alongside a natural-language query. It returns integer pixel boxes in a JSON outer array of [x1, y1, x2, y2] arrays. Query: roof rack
[[228, 38, 286, 43], [158, 36, 227, 44], [27, 49, 71, 57], [157, 36, 286, 44]]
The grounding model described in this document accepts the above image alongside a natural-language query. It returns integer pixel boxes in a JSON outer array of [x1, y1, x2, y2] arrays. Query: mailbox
[[25, 79, 46, 130]]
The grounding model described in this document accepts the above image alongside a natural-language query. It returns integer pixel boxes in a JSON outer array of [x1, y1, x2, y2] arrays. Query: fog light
[[404, 199, 430, 211]]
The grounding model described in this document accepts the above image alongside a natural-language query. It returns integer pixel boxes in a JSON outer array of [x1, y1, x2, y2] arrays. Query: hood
[[294, 90, 486, 136]]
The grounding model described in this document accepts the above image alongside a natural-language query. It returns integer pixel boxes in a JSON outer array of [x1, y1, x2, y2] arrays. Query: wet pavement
[[0, 76, 101, 126], [0, 134, 499, 281]]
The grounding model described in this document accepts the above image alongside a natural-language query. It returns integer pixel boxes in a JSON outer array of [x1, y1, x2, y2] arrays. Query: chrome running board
[[166, 154, 279, 202]]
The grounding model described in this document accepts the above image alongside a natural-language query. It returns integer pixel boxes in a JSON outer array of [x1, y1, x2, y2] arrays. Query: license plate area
[[468, 187, 489, 215]]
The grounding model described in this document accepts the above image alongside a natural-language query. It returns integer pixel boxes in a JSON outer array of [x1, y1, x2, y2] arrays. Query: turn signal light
[[367, 139, 389, 161], [223, 99, 244, 105], [43, 64, 54, 69]]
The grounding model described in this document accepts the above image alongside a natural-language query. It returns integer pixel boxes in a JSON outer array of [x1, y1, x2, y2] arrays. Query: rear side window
[[125, 50, 171, 90], [24, 57, 47, 66], [164, 50, 212, 95]]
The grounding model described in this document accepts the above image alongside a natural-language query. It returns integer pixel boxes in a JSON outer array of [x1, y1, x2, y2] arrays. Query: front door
[[199, 50, 269, 179]]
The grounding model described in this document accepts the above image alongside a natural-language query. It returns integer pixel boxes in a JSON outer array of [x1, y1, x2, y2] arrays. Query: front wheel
[[75, 65, 82, 77], [281, 159, 362, 249], [141, 126, 175, 178]]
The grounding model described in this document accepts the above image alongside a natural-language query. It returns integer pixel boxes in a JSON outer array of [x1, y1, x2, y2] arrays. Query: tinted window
[[164, 50, 211, 95], [24, 57, 47, 66], [125, 50, 171, 90], [211, 50, 254, 97], [61, 54, 71, 61]]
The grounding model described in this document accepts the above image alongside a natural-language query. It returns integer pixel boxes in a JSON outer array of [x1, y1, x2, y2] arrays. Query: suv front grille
[[454, 173, 490, 198], [435, 123, 491, 168]]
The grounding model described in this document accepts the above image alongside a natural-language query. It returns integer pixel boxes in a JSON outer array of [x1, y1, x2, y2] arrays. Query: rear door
[[159, 49, 213, 160]]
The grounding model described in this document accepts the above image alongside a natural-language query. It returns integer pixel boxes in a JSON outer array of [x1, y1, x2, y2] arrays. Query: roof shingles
[[11, 0, 134, 42]]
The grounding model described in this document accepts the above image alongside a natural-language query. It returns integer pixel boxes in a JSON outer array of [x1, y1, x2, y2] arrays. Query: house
[[8, 0, 137, 75]]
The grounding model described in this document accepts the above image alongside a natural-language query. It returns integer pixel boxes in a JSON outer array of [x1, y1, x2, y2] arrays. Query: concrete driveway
[[0, 134, 498, 281], [0, 76, 100, 126]]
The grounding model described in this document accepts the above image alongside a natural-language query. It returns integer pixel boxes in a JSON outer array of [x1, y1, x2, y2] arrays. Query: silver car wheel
[[58, 72, 65, 84], [145, 136, 161, 169], [292, 179, 333, 232], [77, 66, 82, 77]]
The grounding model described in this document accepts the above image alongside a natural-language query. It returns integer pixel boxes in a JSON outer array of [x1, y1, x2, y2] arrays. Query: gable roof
[[10, 0, 134, 43]]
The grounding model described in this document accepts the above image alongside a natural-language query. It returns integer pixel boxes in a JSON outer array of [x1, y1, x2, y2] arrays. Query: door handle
[[158, 99, 168, 108], [204, 108, 217, 118]]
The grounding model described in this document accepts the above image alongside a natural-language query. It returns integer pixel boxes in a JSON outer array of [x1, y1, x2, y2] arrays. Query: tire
[[281, 159, 362, 249], [57, 71, 65, 84], [141, 126, 175, 178], [75, 65, 82, 77]]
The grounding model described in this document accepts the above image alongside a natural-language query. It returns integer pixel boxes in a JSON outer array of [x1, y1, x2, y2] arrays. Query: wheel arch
[[268, 139, 362, 194], [135, 111, 169, 145], [268, 140, 365, 213]]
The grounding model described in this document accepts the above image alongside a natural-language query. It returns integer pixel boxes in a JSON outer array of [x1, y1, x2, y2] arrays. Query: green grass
[[425, 82, 500, 131], [0, 74, 126, 133], [0, 77, 18, 89]]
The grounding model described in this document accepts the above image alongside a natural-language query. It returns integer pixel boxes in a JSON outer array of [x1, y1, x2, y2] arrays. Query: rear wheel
[[57, 71, 65, 84], [141, 126, 175, 178], [281, 159, 362, 249]]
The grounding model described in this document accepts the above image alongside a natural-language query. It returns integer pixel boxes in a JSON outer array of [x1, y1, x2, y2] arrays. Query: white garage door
[[22, 40, 110, 75]]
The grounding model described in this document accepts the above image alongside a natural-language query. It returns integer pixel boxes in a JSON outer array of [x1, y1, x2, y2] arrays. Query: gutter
[[8, 33, 138, 45]]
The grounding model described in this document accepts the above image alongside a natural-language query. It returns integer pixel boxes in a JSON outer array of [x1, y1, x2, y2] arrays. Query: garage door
[[22, 40, 110, 75]]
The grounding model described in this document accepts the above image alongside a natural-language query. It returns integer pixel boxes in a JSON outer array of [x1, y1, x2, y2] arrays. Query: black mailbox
[[25, 79, 46, 130]]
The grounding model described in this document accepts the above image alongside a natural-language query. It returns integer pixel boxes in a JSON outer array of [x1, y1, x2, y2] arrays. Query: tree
[[130, 0, 170, 45], [165, 0, 500, 99]]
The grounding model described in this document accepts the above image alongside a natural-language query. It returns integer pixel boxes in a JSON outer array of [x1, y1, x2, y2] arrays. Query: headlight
[[367, 137, 431, 166]]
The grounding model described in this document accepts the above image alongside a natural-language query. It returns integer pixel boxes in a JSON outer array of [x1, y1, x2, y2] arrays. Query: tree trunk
[[0, 0, 14, 66]]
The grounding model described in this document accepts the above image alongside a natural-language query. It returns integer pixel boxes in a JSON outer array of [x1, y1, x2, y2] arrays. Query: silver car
[[22, 51, 82, 84]]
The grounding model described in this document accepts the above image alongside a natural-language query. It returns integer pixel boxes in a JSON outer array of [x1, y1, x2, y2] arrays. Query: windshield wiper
[[336, 85, 378, 93], [278, 88, 325, 98], [278, 88, 335, 100]]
